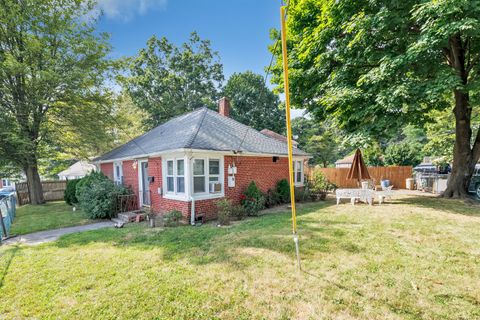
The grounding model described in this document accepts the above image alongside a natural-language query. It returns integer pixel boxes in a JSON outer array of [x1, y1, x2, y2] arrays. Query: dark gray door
[[141, 162, 150, 205]]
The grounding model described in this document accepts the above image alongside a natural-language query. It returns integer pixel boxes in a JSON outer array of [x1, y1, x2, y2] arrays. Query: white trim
[[293, 157, 305, 187], [138, 159, 150, 206], [161, 151, 225, 202], [113, 161, 123, 185], [96, 148, 311, 164]]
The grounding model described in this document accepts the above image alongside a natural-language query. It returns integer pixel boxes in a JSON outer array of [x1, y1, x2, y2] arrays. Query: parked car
[[468, 165, 480, 198]]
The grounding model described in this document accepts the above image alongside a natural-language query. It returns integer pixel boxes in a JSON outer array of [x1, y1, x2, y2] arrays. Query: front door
[[139, 161, 150, 206]]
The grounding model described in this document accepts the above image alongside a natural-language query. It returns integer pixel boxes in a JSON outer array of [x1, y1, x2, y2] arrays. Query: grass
[[1, 195, 479, 319], [10, 201, 96, 235]]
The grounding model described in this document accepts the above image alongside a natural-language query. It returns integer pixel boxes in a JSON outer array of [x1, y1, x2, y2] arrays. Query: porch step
[[117, 211, 142, 223]]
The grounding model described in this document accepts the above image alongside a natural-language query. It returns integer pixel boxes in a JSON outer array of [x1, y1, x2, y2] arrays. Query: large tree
[[0, 0, 113, 204], [272, 0, 480, 197], [122, 32, 224, 128], [223, 71, 285, 133]]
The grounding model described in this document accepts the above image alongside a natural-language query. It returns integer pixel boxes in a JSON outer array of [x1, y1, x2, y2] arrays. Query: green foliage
[[164, 210, 183, 227], [363, 143, 384, 167], [223, 71, 285, 133], [64, 179, 81, 206], [0, 0, 116, 203], [241, 181, 265, 216], [292, 118, 352, 167], [294, 186, 311, 203], [216, 199, 232, 225], [270, 0, 480, 195], [384, 142, 422, 167], [264, 189, 282, 208], [76, 172, 128, 219], [309, 171, 334, 200], [275, 179, 290, 204], [122, 32, 224, 128]]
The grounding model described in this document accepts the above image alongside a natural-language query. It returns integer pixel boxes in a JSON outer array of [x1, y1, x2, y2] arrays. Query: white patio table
[[335, 188, 374, 205]]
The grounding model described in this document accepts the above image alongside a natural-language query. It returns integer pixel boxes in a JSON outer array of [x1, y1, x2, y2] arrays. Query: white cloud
[[95, 0, 167, 21]]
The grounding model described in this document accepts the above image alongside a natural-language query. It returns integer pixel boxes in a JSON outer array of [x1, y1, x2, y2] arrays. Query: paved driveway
[[2, 221, 114, 246]]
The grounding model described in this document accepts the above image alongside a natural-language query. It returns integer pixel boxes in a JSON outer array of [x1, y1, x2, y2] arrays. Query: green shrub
[[164, 210, 183, 227], [241, 181, 265, 216], [265, 189, 281, 208], [216, 199, 231, 225], [216, 199, 246, 224], [76, 171, 129, 219], [231, 204, 247, 220], [309, 171, 334, 201], [294, 186, 311, 202], [275, 179, 290, 203], [64, 178, 81, 205]]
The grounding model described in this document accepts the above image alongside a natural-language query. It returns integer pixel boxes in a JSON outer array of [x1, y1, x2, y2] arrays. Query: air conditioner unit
[[209, 182, 222, 193]]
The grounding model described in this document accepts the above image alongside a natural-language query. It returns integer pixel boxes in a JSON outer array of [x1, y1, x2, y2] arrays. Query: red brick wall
[[122, 160, 139, 196], [100, 155, 291, 221], [224, 156, 289, 205], [100, 163, 114, 180], [0, 179, 3, 188]]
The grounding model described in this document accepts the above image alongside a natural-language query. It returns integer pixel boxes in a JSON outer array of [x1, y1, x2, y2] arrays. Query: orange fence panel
[[306, 166, 413, 189]]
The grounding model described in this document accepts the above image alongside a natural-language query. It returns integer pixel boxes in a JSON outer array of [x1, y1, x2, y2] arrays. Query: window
[[166, 160, 174, 192], [193, 159, 206, 193], [176, 159, 185, 193], [209, 159, 220, 182], [113, 162, 123, 185], [293, 160, 303, 185]]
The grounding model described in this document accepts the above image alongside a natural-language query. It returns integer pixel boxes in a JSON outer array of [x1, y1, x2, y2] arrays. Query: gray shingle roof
[[97, 108, 308, 161]]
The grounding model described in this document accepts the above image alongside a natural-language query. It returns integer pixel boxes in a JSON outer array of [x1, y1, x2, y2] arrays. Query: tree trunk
[[24, 159, 45, 205], [443, 90, 476, 198]]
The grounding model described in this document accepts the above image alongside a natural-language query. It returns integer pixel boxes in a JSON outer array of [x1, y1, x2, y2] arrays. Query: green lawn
[[1, 196, 479, 319], [10, 201, 96, 235]]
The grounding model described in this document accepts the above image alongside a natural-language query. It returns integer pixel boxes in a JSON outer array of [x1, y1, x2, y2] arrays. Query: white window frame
[[166, 159, 175, 193], [162, 152, 224, 201], [191, 155, 224, 200], [162, 154, 190, 201], [193, 158, 207, 194], [293, 158, 304, 187], [113, 161, 123, 185]]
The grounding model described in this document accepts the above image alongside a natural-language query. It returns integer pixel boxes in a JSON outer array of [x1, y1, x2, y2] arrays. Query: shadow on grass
[[394, 196, 480, 217], [51, 200, 356, 265], [0, 245, 20, 289]]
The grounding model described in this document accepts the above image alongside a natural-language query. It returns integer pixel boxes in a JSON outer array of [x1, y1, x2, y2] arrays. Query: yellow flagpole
[[280, 5, 301, 269]]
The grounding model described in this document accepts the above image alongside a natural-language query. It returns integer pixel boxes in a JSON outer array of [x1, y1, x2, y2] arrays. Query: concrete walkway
[[2, 221, 114, 246]]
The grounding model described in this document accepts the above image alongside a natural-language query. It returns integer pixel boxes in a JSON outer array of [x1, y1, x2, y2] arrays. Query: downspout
[[190, 196, 195, 225]]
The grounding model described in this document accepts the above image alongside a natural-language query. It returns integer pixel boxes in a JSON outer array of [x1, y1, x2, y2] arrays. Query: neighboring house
[[260, 129, 299, 148], [57, 161, 96, 180], [0, 178, 14, 189], [96, 97, 309, 223], [335, 154, 355, 168]]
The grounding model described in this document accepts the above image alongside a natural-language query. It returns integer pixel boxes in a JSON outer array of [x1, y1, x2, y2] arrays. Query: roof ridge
[[185, 107, 208, 148], [204, 108, 295, 148]]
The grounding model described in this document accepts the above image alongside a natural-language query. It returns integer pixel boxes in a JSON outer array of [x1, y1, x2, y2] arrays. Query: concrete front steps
[[111, 210, 145, 228]]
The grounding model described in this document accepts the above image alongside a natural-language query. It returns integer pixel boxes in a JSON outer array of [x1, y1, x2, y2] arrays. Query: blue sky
[[96, 0, 281, 79], [95, 0, 305, 118]]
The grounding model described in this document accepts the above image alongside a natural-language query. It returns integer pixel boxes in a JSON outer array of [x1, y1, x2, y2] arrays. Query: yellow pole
[[280, 5, 300, 269]]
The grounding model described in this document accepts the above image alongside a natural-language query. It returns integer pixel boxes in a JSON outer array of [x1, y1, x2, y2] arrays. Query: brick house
[[95, 98, 309, 224]]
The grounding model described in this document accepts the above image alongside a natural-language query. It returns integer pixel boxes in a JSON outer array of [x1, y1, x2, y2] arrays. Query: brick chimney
[[218, 97, 230, 117]]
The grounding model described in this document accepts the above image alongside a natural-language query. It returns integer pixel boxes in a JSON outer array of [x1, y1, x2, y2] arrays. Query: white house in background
[[57, 161, 96, 180], [335, 154, 355, 168]]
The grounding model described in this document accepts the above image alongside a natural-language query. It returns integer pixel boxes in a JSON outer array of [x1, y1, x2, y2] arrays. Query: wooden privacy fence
[[16, 180, 67, 205], [306, 166, 413, 189]]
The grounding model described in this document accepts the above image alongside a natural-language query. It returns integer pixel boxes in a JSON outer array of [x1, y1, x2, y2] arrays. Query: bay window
[[193, 159, 206, 193], [166, 158, 185, 194], [163, 154, 224, 200]]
